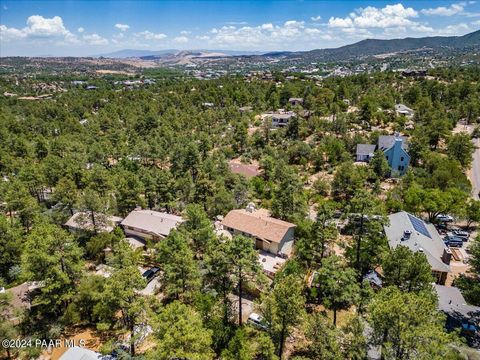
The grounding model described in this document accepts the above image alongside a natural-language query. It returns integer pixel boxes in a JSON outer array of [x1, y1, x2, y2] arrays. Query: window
[[400, 156, 404, 161], [386, 156, 389, 160]]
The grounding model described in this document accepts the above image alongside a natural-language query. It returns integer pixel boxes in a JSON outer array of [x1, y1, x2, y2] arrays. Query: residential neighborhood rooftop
[[120, 210, 183, 238], [221, 208, 296, 244], [384, 211, 451, 273], [64, 212, 123, 233]]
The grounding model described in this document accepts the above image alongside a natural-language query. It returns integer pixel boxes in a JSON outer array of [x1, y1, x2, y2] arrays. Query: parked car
[[435, 223, 448, 231], [452, 229, 469, 240], [444, 237, 463, 248], [247, 313, 268, 330], [142, 267, 160, 283], [437, 214, 454, 223]]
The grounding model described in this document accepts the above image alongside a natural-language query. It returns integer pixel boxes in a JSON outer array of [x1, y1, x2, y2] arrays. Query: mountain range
[[97, 29, 480, 62]]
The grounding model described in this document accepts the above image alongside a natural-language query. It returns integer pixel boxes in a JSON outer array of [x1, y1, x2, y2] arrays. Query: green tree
[[456, 234, 480, 305], [261, 274, 305, 358], [465, 200, 480, 229], [382, 246, 434, 293], [204, 237, 235, 329], [370, 150, 390, 179], [315, 256, 359, 325], [221, 328, 255, 360], [368, 287, 460, 360], [183, 203, 215, 255], [346, 190, 388, 278], [331, 161, 368, 202], [447, 133, 475, 168], [271, 165, 307, 222], [228, 235, 261, 325], [296, 201, 338, 269], [78, 187, 110, 235], [303, 312, 342, 360], [100, 265, 147, 356], [0, 292, 18, 359], [156, 230, 201, 302], [151, 301, 214, 360], [341, 315, 368, 360], [52, 177, 78, 216], [0, 216, 22, 283], [21, 222, 84, 314]]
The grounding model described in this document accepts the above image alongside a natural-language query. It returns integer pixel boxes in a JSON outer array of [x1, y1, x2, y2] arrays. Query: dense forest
[[1, 65, 480, 359]]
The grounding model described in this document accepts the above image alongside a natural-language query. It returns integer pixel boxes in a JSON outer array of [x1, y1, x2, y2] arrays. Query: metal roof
[[384, 211, 450, 273]]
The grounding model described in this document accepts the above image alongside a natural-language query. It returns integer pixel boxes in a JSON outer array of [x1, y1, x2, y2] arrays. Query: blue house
[[379, 135, 410, 176], [356, 134, 410, 176]]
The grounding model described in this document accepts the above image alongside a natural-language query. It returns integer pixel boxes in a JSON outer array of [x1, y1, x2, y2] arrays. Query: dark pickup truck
[[142, 267, 160, 283]]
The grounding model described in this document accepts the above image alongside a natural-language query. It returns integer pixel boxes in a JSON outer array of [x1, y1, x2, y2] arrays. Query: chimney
[[246, 202, 256, 213], [442, 247, 452, 265]]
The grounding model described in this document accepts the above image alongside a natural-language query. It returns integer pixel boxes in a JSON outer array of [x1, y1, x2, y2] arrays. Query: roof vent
[[246, 203, 256, 213], [402, 230, 412, 241]]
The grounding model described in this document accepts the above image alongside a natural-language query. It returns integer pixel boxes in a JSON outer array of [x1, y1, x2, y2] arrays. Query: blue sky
[[1, 1, 479, 56]]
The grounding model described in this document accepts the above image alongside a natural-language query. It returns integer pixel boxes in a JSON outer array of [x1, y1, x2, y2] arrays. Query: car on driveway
[[444, 236, 464, 248], [142, 267, 160, 283], [437, 214, 454, 223], [452, 229, 469, 240], [247, 313, 269, 330]]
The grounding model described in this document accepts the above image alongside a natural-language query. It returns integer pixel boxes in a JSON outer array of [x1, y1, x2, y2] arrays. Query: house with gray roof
[[288, 97, 304, 106], [434, 285, 480, 346], [377, 135, 409, 151], [270, 112, 296, 128], [356, 144, 377, 162], [355, 134, 410, 176], [394, 103, 414, 118], [121, 209, 183, 241], [384, 211, 451, 284]]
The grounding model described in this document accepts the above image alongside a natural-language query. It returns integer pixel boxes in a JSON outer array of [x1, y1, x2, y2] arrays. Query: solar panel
[[408, 214, 431, 239]]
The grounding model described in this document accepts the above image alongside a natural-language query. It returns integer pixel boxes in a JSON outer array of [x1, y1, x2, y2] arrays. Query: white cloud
[[83, 33, 108, 45], [311, 15, 322, 21], [202, 20, 328, 50], [25, 15, 72, 37], [77, 27, 84, 33], [0, 15, 78, 43], [328, 17, 354, 28], [284, 20, 304, 28], [261, 23, 274, 31], [329, 4, 418, 29], [174, 35, 189, 43], [421, 3, 464, 16], [305, 28, 321, 35], [180, 30, 191, 35], [115, 23, 130, 31], [135, 30, 167, 40], [0, 25, 27, 40], [196, 35, 210, 41], [473, 19, 480, 25], [437, 22, 470, 35]]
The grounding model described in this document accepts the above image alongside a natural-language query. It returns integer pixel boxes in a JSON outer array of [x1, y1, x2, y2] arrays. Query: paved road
[[472, 138, 480, 200]]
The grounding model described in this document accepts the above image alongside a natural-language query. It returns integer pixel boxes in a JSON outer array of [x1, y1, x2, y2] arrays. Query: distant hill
[[97, 49, 178, 58], [98, 49, 265, 58], [295, 29, 480, 61]]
